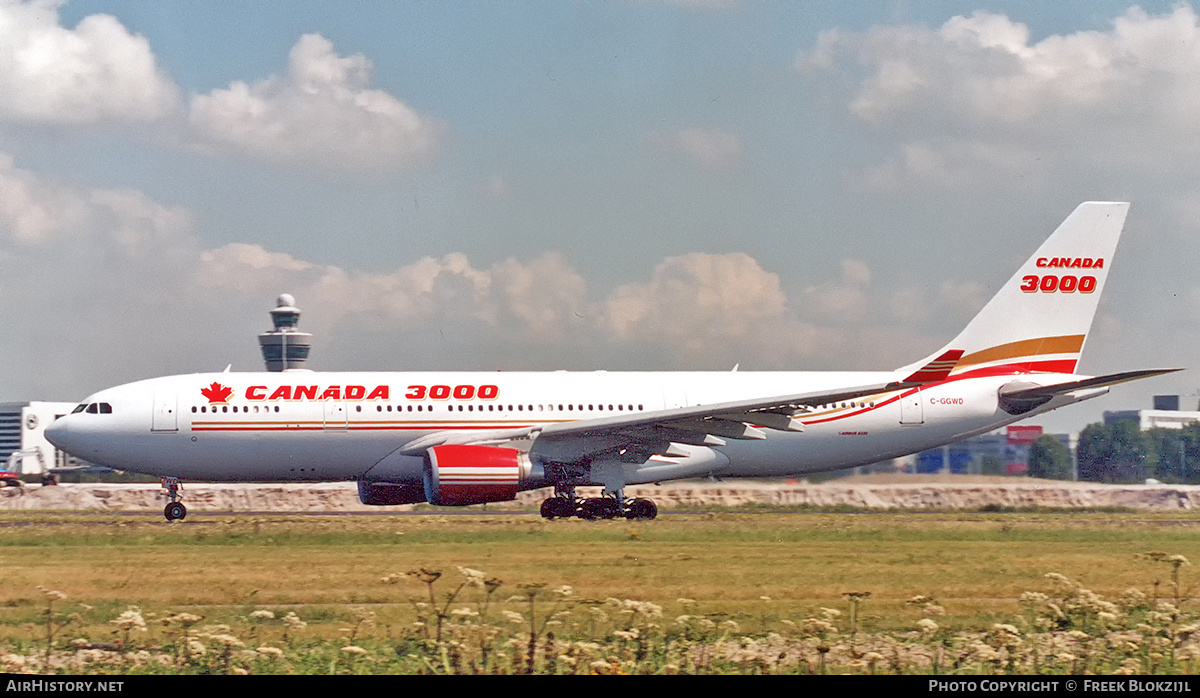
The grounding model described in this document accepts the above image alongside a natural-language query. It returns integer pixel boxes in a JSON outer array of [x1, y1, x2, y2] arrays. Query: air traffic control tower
[[257, 294, 313, 371]]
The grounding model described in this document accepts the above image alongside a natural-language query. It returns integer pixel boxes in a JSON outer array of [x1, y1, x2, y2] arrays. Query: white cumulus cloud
[[0, 154, 191, 248], [0, 153, 83, 244], [0, 0, 180, 124], [188, 33, 444, 168], [801, 5, 1200, 186], [197, 245, 588, 340]]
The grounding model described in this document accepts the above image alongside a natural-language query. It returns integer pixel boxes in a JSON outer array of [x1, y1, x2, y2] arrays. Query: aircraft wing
[[397, 379, 918, 458], [526, 349, 966, 457], [537, 380, 915, 440]]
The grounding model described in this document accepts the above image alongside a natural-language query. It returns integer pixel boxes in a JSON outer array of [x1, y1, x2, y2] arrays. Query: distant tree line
[[1027, 434, 1073, 481], [1069, 420, 1200, 484]]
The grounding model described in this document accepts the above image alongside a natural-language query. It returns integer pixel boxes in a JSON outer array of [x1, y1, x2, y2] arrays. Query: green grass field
[[3, 510, 1200, 674]]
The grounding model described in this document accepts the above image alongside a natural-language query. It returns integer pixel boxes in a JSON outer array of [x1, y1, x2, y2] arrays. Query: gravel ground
[[0, 476, 1197, 513]]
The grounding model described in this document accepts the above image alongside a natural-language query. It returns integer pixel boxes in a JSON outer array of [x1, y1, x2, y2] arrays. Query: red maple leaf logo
[[201, 382, 234, 404]]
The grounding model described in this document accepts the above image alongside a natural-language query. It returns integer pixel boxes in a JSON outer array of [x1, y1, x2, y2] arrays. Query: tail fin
[[899, 201, 1129, 379]]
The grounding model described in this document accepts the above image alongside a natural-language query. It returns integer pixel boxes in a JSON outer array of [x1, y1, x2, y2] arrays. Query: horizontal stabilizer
[[998, 368, 1182, 415], [1001, 368, 1183, 400]]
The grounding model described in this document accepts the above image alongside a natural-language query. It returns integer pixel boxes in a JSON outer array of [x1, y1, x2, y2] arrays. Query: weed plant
[[3, 512, 1200, 674], [3, 559, 1200, 674]]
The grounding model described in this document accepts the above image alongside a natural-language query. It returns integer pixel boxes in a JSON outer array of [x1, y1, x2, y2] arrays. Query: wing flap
[[713, 411, 806, 432], [662, 418, 767, 440]]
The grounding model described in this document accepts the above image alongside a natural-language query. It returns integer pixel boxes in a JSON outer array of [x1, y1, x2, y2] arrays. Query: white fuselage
[[46, 369, 1090, 486]]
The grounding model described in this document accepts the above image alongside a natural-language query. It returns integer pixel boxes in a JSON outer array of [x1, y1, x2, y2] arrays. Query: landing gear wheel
[[41, 474, 59, 486], [580, 497, 622, 520], [625, 498, 658, 520], [160, 477, 186, 522], [540, 497, 576, 519], [578, 497, 604, 520]]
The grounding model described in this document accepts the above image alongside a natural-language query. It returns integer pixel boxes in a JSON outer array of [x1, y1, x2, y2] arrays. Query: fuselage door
[[151, 390, 178, 433], [899, 388, 924, 425]]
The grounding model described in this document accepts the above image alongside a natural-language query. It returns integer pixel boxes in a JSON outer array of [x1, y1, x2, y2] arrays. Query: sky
[[1, 0, 1198, 435]]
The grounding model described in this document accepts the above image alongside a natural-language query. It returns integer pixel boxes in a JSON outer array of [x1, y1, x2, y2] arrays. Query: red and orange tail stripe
[[951, 334, 1085, 378], [903, 349, 964, 383]]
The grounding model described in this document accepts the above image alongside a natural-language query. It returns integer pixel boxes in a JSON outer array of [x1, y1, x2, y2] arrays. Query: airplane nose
[[44, 418, 70, 451]]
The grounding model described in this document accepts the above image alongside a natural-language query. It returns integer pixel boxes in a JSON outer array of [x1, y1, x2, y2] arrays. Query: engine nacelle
[[358, 480, 428, 506], [424, 444, 531, 506]]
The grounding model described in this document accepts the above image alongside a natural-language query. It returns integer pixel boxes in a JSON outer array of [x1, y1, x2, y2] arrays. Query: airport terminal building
[[1103, 395, 1200, 430], [0, 401, 80, 476]]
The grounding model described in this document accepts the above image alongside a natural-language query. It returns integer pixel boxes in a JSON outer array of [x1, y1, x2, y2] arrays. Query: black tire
[[540, 498, 572, 519], [626, 498, 658, 520], [579, 498, 604, 520], [598, 498, 621, 519], [164, 502, 187, 521]]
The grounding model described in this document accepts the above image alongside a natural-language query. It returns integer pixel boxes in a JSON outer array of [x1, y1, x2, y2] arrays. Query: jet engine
[[357, 480, 427, 506], [423, 444, 534, 506]]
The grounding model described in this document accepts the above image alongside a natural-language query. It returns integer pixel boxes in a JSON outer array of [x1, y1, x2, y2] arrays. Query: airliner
[[46, 202, 1178, 521]]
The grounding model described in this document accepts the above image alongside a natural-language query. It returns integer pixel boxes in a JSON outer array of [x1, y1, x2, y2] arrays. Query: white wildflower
[[457, 567, 486, 588], [111, 608, 147, 632], [283, 612, 307, 631], [502, 610, 525, 624]]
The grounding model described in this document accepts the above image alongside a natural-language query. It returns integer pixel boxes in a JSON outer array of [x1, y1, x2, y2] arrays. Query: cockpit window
[[98, 403, 112, 414], [75, 402, 113, 414], [72, 404, 87, 414], [86, 403, 98, 414]]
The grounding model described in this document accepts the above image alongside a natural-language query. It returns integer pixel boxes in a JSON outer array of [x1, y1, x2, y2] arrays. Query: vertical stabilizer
[[898, 202, 1129, 380]]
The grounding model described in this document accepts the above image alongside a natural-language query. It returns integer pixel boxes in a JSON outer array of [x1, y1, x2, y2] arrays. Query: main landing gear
[[539, 485, 658, 520], [161, 477, 187, 521]]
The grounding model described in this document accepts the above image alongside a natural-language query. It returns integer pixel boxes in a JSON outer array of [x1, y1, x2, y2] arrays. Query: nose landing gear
[[161, 477, 187, 521]]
